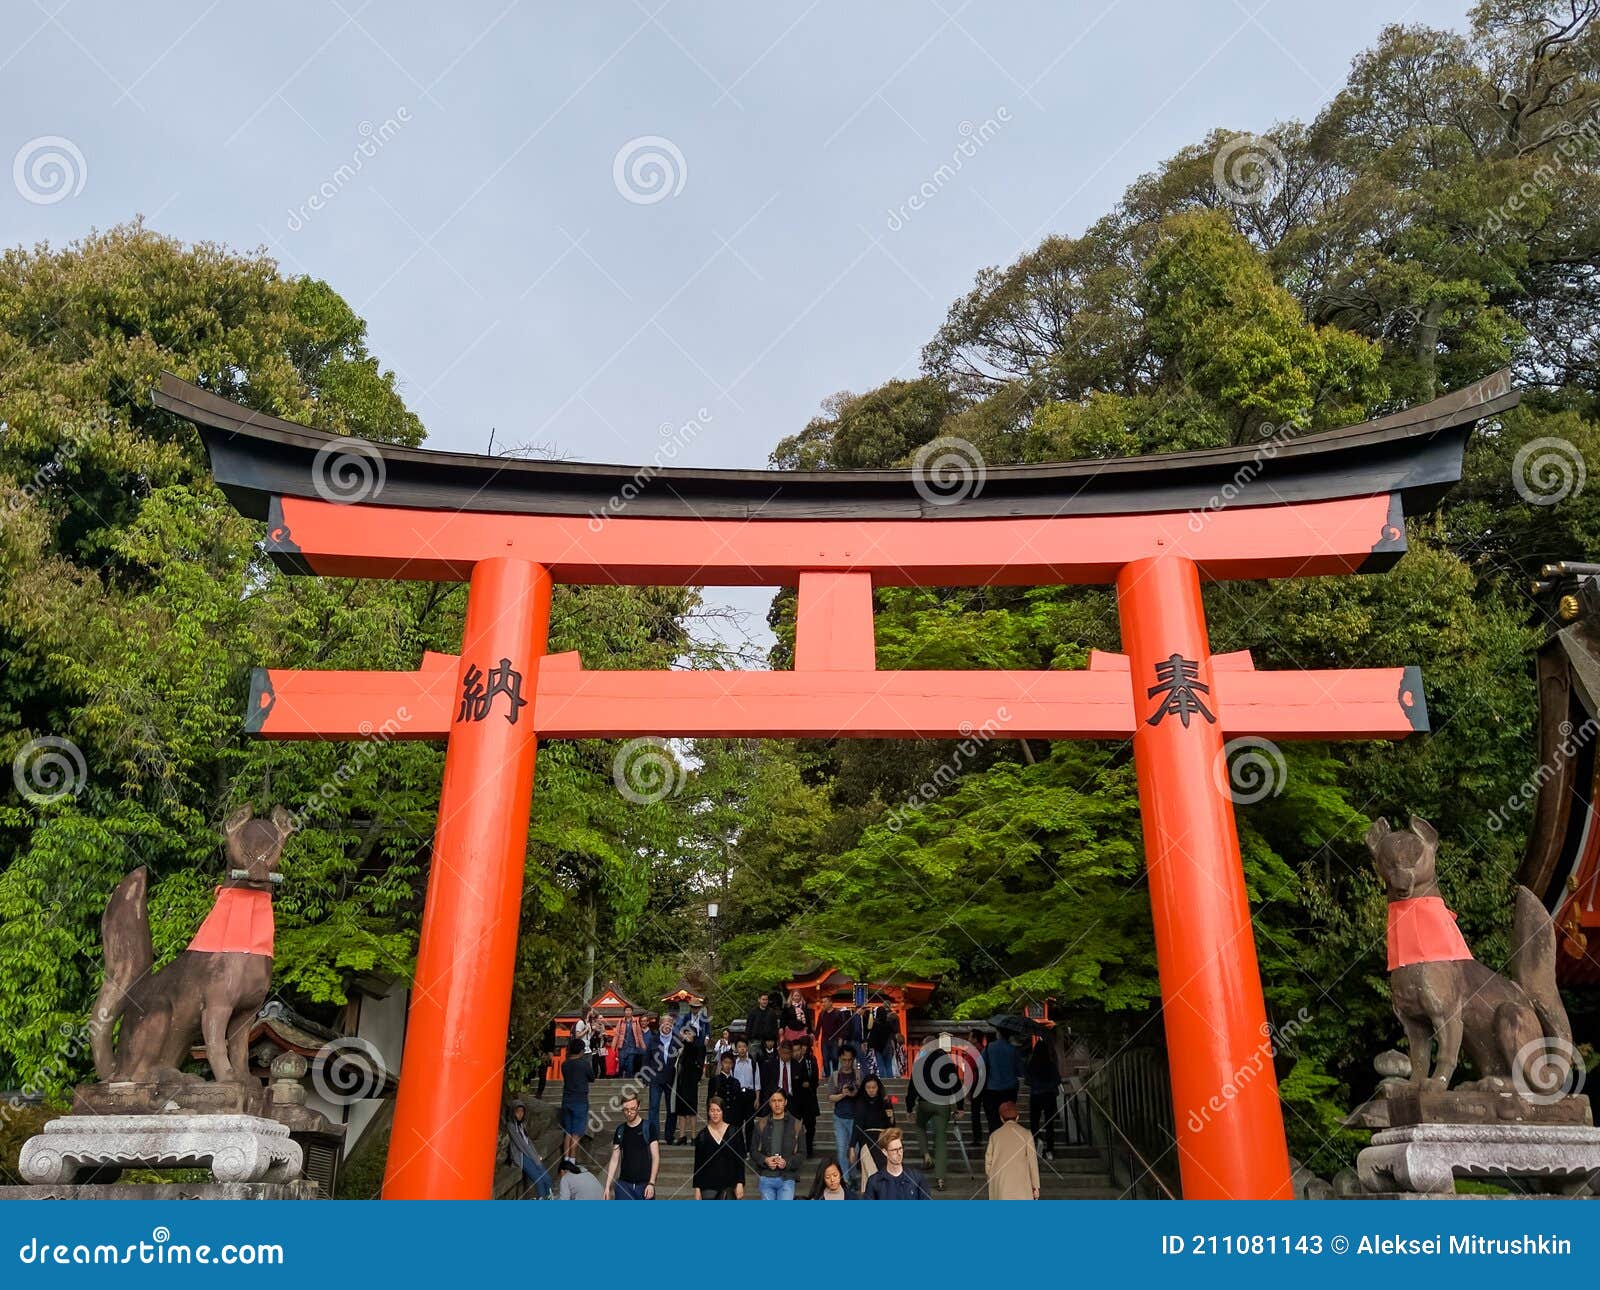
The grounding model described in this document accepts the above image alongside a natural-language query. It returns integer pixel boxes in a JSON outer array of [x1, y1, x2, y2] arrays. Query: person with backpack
[[603, 1093, 659, 1200]]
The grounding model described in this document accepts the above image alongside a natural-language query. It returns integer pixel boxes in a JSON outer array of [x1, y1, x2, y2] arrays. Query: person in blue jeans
[[644, 1011, 680, 1142], [747, 1088, 800, 1199], [604, 1094, 659, 1199], [559, 1035, 594, 1163], [615, 1006, 645, 1078], [501, 1099, 552, 1198], [828, 1046, 862, 1183]]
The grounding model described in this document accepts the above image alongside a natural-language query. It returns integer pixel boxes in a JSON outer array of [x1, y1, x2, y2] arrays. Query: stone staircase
[[570, 1075, 1125, 1199]]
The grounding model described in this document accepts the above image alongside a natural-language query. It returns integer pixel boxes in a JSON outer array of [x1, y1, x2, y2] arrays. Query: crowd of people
[[506, 989, 1072, 1200]]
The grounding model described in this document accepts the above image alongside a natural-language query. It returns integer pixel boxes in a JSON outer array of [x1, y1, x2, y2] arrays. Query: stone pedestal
[[1, 1181, 321, 1200], [18, 1115, 302, 1186], [1357, 1123, 1600, 1195], [72, 1079, 269, 1118]]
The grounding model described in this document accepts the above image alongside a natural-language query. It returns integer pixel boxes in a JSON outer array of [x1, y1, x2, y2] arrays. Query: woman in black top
[[693, 1097, 745, 1199], [852, 1075, 894, 1173]]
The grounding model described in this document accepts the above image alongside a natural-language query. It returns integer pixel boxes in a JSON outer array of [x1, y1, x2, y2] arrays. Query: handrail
[[1078, 1046, 1181, 1199]]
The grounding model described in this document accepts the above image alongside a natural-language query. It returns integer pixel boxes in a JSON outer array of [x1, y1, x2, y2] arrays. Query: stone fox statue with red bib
[[90, 804, 290, 1086], [1366, 815, 1573, 1096]]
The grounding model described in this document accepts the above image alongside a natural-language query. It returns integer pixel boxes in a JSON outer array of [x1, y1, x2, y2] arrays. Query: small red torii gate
[[156, 370, 1516, 1201]]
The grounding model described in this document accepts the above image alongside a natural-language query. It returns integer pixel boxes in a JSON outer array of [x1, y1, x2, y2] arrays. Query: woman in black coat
[[673, 1027, 706, 1144]]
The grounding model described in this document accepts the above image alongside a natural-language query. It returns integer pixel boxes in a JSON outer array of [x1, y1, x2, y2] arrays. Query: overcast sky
[[5, 0, 1474, 654]]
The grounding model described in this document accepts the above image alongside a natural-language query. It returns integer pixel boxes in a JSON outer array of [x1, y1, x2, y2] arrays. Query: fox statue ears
[[1364, 815, 1438, 853], [223, 803, 294, 839]]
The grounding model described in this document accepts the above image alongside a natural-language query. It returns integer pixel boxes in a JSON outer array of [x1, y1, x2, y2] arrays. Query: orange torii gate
[[156, 370, 1516, 1201]]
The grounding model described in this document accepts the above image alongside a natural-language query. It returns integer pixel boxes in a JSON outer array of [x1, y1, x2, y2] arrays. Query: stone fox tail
[[90, 867, 155, 1080], [1509, 884, 1575, 1083]]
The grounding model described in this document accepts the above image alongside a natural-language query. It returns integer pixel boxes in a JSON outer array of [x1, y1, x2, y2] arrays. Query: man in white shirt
[[731, 1036, 759, 1130]]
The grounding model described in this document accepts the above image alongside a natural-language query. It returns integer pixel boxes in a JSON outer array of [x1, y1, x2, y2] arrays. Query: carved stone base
[[1382, 1089, 1591, 1129], [73, 1080, 269, 1118], [18, 1115, 302, 1185], [1357, 1123, 1600, 1195]]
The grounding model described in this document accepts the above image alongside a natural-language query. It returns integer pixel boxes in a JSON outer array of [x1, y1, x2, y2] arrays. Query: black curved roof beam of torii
[[153, 369, 1516, 588]]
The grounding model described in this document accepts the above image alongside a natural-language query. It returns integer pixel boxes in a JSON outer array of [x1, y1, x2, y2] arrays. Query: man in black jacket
[[786, 1039, 820, 1158], [710, 1049, 749, 1152], [756, 1038, 780, 1118], [745, 991, 779, 1058]]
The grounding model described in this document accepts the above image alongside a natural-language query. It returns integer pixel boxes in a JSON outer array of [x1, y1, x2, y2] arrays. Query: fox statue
[[90, 804, 290, 1087], [1366, 815, 1574, 1098]]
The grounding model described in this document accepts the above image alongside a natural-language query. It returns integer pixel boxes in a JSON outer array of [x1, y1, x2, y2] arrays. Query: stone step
[[572, 1129, 1121, 1200], [562, 1083, 1105, 1200]]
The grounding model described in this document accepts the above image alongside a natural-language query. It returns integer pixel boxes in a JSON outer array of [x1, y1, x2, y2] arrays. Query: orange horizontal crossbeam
[[246, 654, 1426, 741], [263, 491, 1406, 586]]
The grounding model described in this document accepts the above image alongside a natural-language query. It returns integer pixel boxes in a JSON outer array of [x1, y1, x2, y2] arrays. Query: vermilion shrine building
[[156, 369, 1518, 1201]]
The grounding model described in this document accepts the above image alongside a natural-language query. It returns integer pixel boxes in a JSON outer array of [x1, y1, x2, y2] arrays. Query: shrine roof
[[155, 370, 1517, 524]]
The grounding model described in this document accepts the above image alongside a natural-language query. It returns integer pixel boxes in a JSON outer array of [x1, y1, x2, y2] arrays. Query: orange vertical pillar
[[384, 557, 552, 1200], [1115, 554, 1292, 1200]]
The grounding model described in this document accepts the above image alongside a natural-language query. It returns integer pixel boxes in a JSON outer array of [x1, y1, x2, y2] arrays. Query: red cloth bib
[[187, 887, 274, 956], [1386, 895, 1472, 970]]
